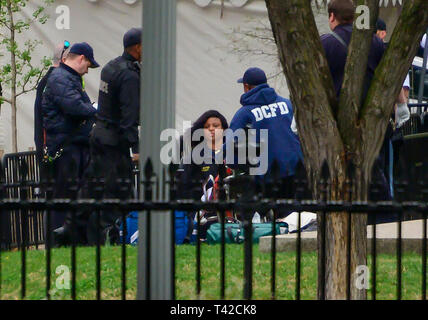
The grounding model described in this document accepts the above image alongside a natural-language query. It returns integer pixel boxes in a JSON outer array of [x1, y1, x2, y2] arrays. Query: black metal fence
[[0, 149, 427, 300], [1, 151, 43, 250]]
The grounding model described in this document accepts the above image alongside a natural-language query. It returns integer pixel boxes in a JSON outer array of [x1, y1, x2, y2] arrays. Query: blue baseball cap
[[237, 67, 267, 86], [124, 28, 142, 48], [69, 42, 100, 68]]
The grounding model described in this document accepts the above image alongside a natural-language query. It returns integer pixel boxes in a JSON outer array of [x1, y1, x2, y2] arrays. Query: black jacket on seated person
[[42, 63, 97, 156]]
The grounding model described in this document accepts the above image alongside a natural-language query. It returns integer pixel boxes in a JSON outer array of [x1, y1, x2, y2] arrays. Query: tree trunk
[[11, 99, 17, 153], [265, 0, 428, 299], [316, 164, 369, 300], [7, 0, 17, 153]]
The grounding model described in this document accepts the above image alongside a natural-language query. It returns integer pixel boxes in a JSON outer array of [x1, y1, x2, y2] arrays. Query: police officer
[[85, 28, 142, 244], [42, 42, 99, 246]]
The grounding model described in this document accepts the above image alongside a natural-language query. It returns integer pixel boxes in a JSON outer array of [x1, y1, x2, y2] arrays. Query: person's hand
[[132, 153, 139, 162]]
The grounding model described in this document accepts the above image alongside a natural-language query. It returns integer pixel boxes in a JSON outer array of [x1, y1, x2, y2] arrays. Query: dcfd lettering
[[251, 102, 289, 122]]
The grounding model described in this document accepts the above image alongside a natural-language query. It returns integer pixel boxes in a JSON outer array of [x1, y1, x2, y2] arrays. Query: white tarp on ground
[[0, 0, 330, 153]]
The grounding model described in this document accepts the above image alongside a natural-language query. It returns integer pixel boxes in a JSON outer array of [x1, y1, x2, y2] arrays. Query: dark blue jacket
[[42, 63, 97, 155], [321, 23, 385, 97], [226, 83, 303, 178]]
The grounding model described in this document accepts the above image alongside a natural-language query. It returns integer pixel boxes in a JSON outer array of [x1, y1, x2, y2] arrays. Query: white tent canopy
[[0, 0, 330, 153]]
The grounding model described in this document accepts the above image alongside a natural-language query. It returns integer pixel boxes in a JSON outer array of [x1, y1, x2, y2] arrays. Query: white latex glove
[[395, 102, 410, 128], [291, 116, 298, 135]]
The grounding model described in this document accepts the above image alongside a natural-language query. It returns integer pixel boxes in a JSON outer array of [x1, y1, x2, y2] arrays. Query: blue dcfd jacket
[[227, 83, 303, 178], [42, 63, 97, 156]]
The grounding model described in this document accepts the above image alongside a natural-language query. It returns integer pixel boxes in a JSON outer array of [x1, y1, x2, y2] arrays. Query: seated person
[[177, 110, 229, 240]]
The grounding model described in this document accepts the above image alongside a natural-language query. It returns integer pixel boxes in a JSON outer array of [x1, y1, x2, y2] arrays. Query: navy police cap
[[69, 42, 100, 68], [124, 28, 142, 48]]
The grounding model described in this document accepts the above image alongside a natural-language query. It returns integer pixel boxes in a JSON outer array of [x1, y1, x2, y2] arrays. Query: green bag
[[206, 222, 285, 244]]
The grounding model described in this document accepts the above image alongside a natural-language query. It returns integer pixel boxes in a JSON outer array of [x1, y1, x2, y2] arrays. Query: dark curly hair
[[180, 110, 229, 157]]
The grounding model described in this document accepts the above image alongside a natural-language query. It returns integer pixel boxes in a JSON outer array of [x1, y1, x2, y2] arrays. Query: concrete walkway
[[259, 220, 428, 254]]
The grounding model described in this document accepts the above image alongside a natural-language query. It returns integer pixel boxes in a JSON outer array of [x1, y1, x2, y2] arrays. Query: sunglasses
[[60, 40, 70, 60]]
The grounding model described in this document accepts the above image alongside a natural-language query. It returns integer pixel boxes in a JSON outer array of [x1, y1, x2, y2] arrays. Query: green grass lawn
[[0, 244, 426, 300]]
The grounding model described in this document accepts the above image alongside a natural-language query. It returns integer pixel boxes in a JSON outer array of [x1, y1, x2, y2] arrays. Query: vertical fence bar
[[346, 211, 351, 300], [320, 210, 326, 301], [19, 160, 28, 299], [71, 208, 76, 300], [271, 208, 276, 300], [220, 208, 226, 300], [196, 204, 201, 298], [397, 210, 402, 300], [119, 156, 132, 302], [140, 159, 153, 300], [0, 201, 2, 301], [44, 163, 53, 300], [171, 207, 176, 301], [91, 164, 102, 301], [96, 208, 101, 300], [270, 162, 280, 301], [168, 164, 177, 301], [346, 161, 354, 301], [296, 210, 301, 301], [145, 207, 151, 299], [121, 208, 127, 300], [243, 210, 252, 300], [70, 160, 78, 301], [319, 162, 329, 300], [218, 165, 226, 300], [29, 154, 38, 249], [421, 176, 428, 301], [242, 174, 254, 300], [46, 201, 51, 300], [0, 159, 3, 299], [423, 211, 427, 301], [372, 220, 377, 300]]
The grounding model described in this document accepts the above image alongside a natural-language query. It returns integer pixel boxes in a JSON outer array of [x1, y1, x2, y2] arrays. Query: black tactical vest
[[93, 56, 140, 146], [97, 56, 139, 125]]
